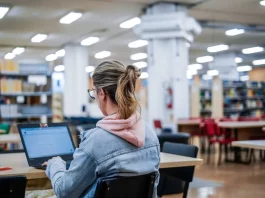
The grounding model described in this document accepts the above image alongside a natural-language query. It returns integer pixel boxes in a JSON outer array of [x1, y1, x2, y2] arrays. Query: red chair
[[154, 120, 163, 130]]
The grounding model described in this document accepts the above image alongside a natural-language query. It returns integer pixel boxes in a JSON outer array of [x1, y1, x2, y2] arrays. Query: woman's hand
[[42, 156, 62, 167]]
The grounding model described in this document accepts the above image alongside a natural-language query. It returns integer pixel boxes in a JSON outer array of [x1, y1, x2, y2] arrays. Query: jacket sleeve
[[45, 147, 97, 198]]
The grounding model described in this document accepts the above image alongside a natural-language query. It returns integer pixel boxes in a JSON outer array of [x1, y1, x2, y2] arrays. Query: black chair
[[158, 133, 190, 151], [158, 142, 198, 198], [94, 173, 156, 198], [0, 176, 27, 198]]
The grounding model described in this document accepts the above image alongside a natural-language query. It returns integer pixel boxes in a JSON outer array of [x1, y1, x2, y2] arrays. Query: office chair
[[158, 142, 198, 198], [94, 172, 156, 198], [0, 176, 27, 198]]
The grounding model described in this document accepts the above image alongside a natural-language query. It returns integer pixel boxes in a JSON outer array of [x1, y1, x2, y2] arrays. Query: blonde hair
[[92, 60, 141, 119]]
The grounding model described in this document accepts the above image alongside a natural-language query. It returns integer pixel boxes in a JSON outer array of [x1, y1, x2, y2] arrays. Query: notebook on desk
[[17, 123, 75, 170]]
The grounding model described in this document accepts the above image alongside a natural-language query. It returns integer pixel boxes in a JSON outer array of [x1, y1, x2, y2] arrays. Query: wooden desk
[[0, 152, 202, 189], [232, 140, 265, 150], [177, 120, 201, 134], [0, 134, 21, 144]]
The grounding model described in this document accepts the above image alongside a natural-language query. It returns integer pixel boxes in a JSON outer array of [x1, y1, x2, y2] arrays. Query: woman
[[44, 61, 160, 198]]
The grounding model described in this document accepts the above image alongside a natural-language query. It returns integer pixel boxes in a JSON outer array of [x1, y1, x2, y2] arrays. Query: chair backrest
[[94, 173, 156, 198], [204, 120, 217, 136], [161, 142, 198, 182], [154, 120, 162, 129], [158, 133, 190, 150], [0, 176, 27, 198]]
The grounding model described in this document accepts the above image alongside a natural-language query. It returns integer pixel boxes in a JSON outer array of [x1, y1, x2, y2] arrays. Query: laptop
[[17, 122, 75, 170]]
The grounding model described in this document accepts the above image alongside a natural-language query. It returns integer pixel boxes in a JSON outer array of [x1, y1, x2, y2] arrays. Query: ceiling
[[0, 0, 265, 70]]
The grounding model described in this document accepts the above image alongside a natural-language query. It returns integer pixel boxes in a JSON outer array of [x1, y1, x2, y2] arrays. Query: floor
[[163, 148, 265, 198]]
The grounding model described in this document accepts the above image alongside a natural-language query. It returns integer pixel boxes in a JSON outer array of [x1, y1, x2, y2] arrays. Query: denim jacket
[[46, 123, 160, 198]]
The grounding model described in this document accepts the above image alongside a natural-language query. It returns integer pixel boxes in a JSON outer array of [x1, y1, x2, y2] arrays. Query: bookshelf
[[0, 60, 53, 123]]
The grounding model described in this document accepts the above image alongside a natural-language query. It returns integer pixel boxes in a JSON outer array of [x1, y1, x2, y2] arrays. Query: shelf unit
[[0, 60, 53, 123], [200, 87, 212, 117], [222, 80, 265, 118]]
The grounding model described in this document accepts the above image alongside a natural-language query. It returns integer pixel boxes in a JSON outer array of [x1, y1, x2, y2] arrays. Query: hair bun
[[126, 65, 141, 80]]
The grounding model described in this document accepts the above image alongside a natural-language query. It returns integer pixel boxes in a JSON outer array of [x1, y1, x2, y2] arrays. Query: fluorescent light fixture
[[85, 66, 95, 73], [242, 46, 264, 54], [253, 59, 265, 66], [4, 53, 15, 60], [196, 56, 214, 63], [56, 49, 65, 57], [81, 37, 99, 46], [188, 64, 203, 70], [12, 47, 25, 55], [202, 74, 213, 80], [140, 72, 148, 79], [260, 0, 265, 6], [31, 34, 48, 43], [130, 53, 147, 61], [94, 51, 111, 59], [45, 54, 57, 62], [207, 44, 229, 53], [0, 7, 9, 19], [187, 69, 198, 76], [54, 65, 65, 72], [237, 65, 252, 72], [120, 17, 141, 29], [207, 70, 219, 76], [60, 12, 82, 24], [225, 28, 245, 36], [240, 75, 249, 81], [128, 40, 148, 48], [235, 57, 243, 64], [133, 61, 147, 69]]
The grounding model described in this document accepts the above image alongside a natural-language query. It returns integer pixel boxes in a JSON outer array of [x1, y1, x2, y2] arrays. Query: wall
[[249, 67, 265, 81]]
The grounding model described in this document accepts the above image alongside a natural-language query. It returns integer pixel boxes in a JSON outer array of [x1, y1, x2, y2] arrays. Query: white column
[[63, 45, 89, 117], [135, 3, 201, 124], [212, 52, 239, 81]]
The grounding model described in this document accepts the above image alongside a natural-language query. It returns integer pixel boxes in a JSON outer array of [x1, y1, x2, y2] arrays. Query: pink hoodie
[[96, 112, 145, 147]]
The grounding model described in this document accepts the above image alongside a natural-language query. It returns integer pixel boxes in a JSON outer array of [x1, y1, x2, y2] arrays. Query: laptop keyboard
[[33, 161, 71, 170]]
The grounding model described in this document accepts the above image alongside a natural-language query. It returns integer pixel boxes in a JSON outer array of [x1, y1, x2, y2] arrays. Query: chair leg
[[248, 149, 254, 164], [207, 143, 211, 164], [182, 182, 190, 198], [259, 150, 263, 162], [218, 144, 222, 165], [224, 144, 228, 161]]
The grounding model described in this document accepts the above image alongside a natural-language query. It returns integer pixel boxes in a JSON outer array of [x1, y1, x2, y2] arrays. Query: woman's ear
[[98, 88, 106, 99]]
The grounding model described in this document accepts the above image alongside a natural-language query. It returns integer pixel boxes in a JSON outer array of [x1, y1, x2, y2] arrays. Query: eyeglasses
[[88, 89, 97, 100]]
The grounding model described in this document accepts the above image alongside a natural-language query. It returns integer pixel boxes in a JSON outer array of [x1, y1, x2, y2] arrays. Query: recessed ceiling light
[[120, 17, 141, 29], [260, 0, 265, 6], [207, 44, 229, 53], [31, 34, 48, 43], [237, 65, 252, 72], [225, 28, 245, 36], [207, 70, 219, 76], [45, 54, 57, 62], [81, 37, 99, 46], [12, 47, 25, 55], [235, 57, 243, 64], [196, 56, 214, 63], [54, 65, 65, 72], [253, 59, 265, 66], [130, 53, 147, 61], [188, 64, 203, 70], [60, 12, 82, 24], [133, 61, 147, 69], [242, 46, 264, 54], [128, 40, 148, 48], [4, 53, 15, 60], [94, 51, 111, 59], [0, 7, 10, 19], [85, 66, 95, 73], [140, 72, 148, 79], [202, 74, 213, 80], [56, 49, 65, 57]]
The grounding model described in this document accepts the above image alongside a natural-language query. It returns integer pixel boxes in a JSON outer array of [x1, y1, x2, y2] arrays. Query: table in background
[[0, 152, 203, 190], [218, 121, 265, 163], [0, 133, 21, 144], [232, 140, 265, 150], [177, 120, 201, 134]]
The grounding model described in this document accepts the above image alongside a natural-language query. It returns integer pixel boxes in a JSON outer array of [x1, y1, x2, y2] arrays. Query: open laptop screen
[[21, 126, 75, 159]]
